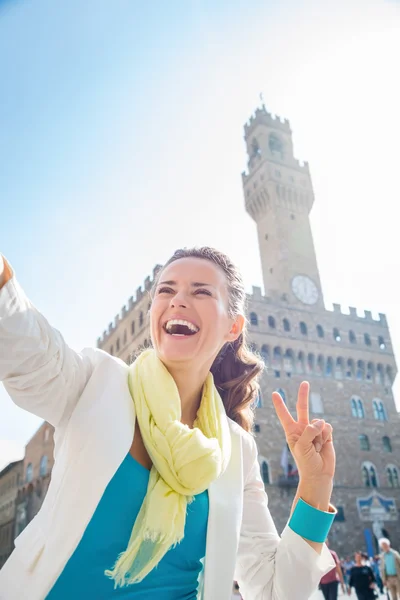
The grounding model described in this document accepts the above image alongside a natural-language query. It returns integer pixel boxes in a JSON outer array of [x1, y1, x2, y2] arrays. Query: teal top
[[384, 551, 397, 576], [46, 453, 209, 599]]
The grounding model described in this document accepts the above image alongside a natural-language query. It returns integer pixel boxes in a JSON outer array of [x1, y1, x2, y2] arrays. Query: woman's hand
[[272, 381, 335, 483]]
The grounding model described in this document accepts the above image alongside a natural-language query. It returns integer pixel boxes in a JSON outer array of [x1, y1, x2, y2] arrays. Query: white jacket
[[0, 267, 333, 600]]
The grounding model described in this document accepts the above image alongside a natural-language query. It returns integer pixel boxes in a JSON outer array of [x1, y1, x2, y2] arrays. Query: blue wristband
[[288, 498, 336, 543]]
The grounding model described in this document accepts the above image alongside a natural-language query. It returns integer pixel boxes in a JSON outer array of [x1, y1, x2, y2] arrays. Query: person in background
[[319, 540, 346, 600], [370, 555, 384, 595], [348, 551, 376, 600], [379, 537, 400, 600], [342, 556, 354, 588]]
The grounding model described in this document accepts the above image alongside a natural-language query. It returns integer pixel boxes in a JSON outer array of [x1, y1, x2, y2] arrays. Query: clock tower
[[242, 105, 324, 309]]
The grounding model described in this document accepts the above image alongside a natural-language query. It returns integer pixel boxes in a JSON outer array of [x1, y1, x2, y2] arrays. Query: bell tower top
[[241, 104, 323, 309]]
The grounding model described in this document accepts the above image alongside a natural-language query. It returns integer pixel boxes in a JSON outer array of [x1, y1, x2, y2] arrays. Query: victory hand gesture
[[272, 381, 335, 482]]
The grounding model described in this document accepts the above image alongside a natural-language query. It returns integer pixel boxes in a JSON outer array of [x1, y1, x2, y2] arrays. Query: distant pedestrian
[[319, 540, 346, 600], [342, 556, 354, 587], [348, 551, 377, 600], [371, 555, 384, 594], [379, 537, 400, 600]]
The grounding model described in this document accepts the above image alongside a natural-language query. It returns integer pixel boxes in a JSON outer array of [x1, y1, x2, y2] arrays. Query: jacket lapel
[[201, 427, 243, 599]]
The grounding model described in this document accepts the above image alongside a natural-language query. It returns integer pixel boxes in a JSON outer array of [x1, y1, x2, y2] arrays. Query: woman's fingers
[[311, 418, 323, 452], [272, 390, 296, 433], [296, 381, 310, 425], [297, 419, 325, 450]]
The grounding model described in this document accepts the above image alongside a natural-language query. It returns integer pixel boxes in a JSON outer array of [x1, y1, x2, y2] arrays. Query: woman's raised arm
[[0, 254, 95, 428]]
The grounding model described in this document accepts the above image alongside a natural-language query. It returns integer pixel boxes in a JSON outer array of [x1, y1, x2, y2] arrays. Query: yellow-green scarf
[[105, 349, 231, 588]]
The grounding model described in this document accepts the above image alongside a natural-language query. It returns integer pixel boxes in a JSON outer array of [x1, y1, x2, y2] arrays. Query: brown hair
[[151, 246, 264, 433]]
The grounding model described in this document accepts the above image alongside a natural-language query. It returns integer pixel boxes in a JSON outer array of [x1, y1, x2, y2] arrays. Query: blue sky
[[1, 0, 400, 468]]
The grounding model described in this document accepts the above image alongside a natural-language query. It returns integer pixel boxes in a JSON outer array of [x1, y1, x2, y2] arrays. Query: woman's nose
[[170, 292, 188, 308]]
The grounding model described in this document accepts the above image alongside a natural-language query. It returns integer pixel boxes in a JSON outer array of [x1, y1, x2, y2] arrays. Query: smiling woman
[[0, 249, 336, 600]]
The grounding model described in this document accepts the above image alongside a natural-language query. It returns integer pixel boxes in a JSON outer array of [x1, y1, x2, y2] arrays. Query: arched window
[[349, 330, 356, 343], [335, 357, 344, 379], [325, 357, 333, 377], [116, 338, 120, 352], [333, 328, 341, 342], [296, 351, 305, 373], [346, 358, 355, 379], [375, 399, 387, 421], [283, 318, 290, 332], [39, 455, 48, 477], [262, 461, 270, 484], [268, 316, 276, 328], [272, 347, 282, 369], [269, 133, 284, 158], [373, 400, 380, 420], [123, 330, 127, 345], [362, 466, 370, 487], [359, 435, 370, 451], [357, 399, 365, 419], [275, 388, 287, 404], [356, 360, 365, 380], [251, 137, 261, 156], [364, 333, 372, 346], [26, 463, 33, 484], [307, 353, 315, 373], [387, 467, 394, 488], [316, 325, 324, 338], [110, 345, 114, 356], [250, 312, 258, 326], [261, 345, 269, 365], [376, 364, 384, 385], [393, 468, 400, 488], [310, 393, 324, 414], [383, 436, 392, 453], [366, 362, 374, 381], [131, 320, 135, 335], [351, 398, 358, 418], [284, 350, 295, 373], [370, 466, 378, 488], [385, 366, 393, 385], [139, 312, 144, 327], [316, 355, 324, 376], [299, 322, 308, 335], [378, 336, 386, 350]]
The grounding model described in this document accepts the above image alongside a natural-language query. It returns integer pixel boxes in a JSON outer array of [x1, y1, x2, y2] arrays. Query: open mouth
[[163, 319, 200, 337]]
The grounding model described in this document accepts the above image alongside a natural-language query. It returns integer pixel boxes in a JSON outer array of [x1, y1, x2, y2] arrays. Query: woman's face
[[354, 552, 361, 563], [150, 257, 243, 369]]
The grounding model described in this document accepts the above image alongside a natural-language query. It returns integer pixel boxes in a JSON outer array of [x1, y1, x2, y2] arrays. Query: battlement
[[294, 158, 310, 171], [97, 263, 163, 347], [325, 303, 388, 327], [244, 105, 291, 137]]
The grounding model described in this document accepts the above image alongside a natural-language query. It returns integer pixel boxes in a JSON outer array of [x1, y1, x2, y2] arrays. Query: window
[[284, 350, 295, 373], [296, 351, 305, 373], [268, 316, 276, 328], [275, 388, 287, 404], [383, 436, 392, 453], [333, 328, 341, 342], [250, 312, 258, 326], [310, 393, 324, 414], [110, 345, 114, 356], [349, 330, 356, 344], [269, 133, 284, 158], [374, 399, 387, 421], [299, 322, 308, 335], [351, 398, 358, 418], [386, 366, 393, 384], [346, 358, 355, 379], [316, 325, 324, 338], [316, 355, 324, 375], [254, 391, 263, 408], [44, 428, 49, 443], [116, 338, 120, 352], [334, 506, 345, 522], [356, 360, 365, 380], [25, 464, 33, 484], [325, 357, 333, 377], [366, 362, 374, 381], [283, 318, 290, 332], [364, 333, 371, 346], [254, 424, 261, 433], [357, 399, 365, 419], [335, 357, 344, 379], [362, 462, 379, 487], [274, 370, 281, 378], [376, 364, 384, 385], [359, 435, 370, 451], [123, 330, 127, 345], [307, 353, 315, 373], [131, 320, 135, 335], [387, 466, 400, 488], [373, 400, 380, 420], [261, 461, 270, 484], [261, 345, 269, 365], [39, 455, 48, 477], [139, 312, 144, 327], [272, 347, 282, 368], [378, 336, 386, 350], [251, 138, 261, 156]]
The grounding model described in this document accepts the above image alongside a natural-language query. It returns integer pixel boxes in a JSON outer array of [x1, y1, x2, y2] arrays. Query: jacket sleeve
[[0, 257, 95, 428], [235, 434, 334, 600]]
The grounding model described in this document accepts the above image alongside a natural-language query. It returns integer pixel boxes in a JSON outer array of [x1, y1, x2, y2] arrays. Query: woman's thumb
[[298, 420, 325, 446]]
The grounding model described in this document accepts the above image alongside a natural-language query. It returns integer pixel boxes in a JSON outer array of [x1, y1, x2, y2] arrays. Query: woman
[[0, 247, 336, 599], [348, 551, 377, 600]]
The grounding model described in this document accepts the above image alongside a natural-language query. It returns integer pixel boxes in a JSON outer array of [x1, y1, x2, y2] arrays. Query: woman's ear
[[228, 314, 245, 341]]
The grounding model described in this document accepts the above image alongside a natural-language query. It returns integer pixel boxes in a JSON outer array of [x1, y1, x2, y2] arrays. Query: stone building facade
[[97, 105, 399, 557], [0, 460, 23, 568], [15, 421, 55, 537]]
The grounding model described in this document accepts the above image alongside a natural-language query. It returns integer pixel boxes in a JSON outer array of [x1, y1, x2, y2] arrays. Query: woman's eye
[[194, 289, 211, 296], [158, 287, 174, 294]]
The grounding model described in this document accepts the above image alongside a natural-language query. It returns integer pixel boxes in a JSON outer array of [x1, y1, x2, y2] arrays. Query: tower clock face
[[291, 275, 319, 305]]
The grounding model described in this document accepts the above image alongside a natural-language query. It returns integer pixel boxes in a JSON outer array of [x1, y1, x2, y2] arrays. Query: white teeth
[[165, 319, 199, 333]]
